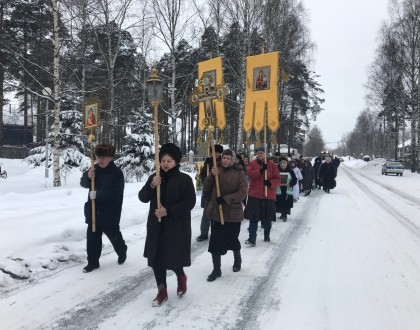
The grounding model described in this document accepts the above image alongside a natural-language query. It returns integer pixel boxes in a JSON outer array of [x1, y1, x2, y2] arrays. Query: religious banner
[[197, 57, 226, 132], [83, 103, 99, 129], [82, 97, 101, 232], [243, 51, 279, 135]]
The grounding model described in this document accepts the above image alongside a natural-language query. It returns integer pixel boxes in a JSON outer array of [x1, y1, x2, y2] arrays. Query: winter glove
[[216, 196, 226, 205], [260, 163, 268, 173], [264, 180, 272, 187], [89, 191, 96, 200]]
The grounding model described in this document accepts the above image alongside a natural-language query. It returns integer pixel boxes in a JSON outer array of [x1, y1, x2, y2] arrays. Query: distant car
[[363, 155, 371, 162], [382, 161, 404, 176]]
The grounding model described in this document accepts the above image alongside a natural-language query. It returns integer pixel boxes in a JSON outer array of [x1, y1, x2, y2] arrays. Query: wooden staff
[[264, 102, 268, 197], [88, 131, 96, 232], [208, 128, 224, 225], [153, 101, 161, 222]]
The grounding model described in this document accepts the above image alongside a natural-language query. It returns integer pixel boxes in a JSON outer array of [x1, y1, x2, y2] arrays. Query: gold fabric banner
[[243, 51, 279, 133], [198, 57, 226, 132]]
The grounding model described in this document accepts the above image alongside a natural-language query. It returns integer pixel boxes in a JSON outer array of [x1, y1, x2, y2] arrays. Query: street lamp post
[[146, 68, 163, 221], [42, 87, 51, 178]]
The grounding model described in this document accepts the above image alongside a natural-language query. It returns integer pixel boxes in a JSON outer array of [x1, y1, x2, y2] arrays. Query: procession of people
[[81, 141, 338, 307]]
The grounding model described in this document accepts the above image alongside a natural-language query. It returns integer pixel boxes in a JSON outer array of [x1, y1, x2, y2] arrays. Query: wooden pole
[[264, 102, 268, 197], [89, 130, 96, 232], [208, 128, 224, 225], [153, 102, 161, 222]]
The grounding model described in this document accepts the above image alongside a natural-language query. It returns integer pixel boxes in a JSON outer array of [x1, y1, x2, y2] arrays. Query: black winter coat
[[301, 164, 315, 190], [138, 166, 196, 269], [80, 161, 124, 226], [318, 162, 337, 189]]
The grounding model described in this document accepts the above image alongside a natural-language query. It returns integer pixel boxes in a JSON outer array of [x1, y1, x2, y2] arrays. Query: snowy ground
[[1, 157, 420, 330]]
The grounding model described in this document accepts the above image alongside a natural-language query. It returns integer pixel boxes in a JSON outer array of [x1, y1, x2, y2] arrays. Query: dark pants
[[153, 267, 184, 288], [86, 224, 127, 266], [248, 217, 271, 243], [200, 199, 211, 237]]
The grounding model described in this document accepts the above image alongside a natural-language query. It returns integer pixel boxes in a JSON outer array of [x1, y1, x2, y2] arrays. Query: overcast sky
[[303, 0, 390, 149]]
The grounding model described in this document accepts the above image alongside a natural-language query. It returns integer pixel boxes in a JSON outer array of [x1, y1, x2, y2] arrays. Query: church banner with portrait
[[243, 51, 279, 134], [83, 103, 99, 129]]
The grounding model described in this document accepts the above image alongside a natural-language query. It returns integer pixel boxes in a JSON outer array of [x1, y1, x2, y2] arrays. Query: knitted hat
[[95, 144, 115, 157], [255, 146, 265, 152], [159, 143, 182, 164]]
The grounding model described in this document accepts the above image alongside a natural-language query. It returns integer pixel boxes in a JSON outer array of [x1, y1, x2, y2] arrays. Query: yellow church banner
[[198, 57, 226, 132], [243, 51, 279, 134]]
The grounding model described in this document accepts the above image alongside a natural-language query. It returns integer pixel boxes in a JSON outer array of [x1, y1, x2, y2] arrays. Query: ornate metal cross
[[191, 74, 226, 129], [191, 73, 227, 224]]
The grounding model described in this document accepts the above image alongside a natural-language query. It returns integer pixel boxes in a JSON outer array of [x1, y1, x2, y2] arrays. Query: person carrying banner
[[203, 149, 248, 281], [244, 146, 281, 245], [80, 144, 127, 273], [196, 144, 223, 242]]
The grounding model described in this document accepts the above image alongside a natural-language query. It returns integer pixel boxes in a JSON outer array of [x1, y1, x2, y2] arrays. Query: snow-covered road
[[1, 159, 420, 329]]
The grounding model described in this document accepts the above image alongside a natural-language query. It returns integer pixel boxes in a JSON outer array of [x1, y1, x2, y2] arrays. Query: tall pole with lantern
[[147, 68, 164, 222]]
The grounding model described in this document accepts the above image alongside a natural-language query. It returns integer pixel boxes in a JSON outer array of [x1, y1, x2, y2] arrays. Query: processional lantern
[[147, 68, 164, 222], [147, 68, 163, 106]]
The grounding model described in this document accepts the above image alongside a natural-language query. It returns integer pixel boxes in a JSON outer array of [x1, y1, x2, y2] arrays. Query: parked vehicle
[[381, 160, 404, 176]]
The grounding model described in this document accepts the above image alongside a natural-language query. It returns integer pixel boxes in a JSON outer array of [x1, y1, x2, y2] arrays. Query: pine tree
[[115, 111, 154, 182]]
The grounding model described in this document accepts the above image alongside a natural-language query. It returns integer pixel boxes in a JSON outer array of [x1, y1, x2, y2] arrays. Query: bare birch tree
[[151, 0, 194, 144]]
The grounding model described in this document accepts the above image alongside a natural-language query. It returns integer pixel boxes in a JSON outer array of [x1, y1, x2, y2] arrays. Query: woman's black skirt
[[243, 197, 276, 222], [275, 194, 294, 214], [208, 221, 241, 255]]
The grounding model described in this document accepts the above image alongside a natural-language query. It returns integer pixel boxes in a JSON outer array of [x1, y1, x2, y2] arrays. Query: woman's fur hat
[[159, 143, 182, 164], [95, 144, 115, 157]]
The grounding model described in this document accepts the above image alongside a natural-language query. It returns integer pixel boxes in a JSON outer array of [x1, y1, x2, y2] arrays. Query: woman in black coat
[[138, 143, 196, 307], [301, 159, 315, 196], [313, 157, 322, 189], [275, 157, 297, 221], [318, 157, 337, 193]]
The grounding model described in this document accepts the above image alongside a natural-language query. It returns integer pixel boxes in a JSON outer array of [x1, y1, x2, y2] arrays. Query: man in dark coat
[[80, 144, 127, 273], [196, 144, 223, 242], [138, 143, 196, 307]]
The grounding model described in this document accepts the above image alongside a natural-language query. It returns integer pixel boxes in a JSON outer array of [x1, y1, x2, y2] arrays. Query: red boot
[[177, 273, 187, 297], [152, 286, 168, 307]]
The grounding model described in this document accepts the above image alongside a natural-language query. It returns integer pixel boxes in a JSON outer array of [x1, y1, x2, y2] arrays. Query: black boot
[[232, 250, 241, 272], [207, 254, 222, 281]]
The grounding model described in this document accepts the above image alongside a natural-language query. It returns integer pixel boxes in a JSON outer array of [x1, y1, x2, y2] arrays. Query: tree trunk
[[52, 0, 61, 187]]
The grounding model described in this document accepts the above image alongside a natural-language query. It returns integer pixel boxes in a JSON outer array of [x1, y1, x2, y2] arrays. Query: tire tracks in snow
[[349, 167, 420, 207], [41, 211, 205, 330], [341, 166, 420, 239], [231, 192, 322, 330]]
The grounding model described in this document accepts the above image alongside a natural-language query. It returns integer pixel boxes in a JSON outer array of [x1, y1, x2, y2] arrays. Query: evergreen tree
[[303, 125, 325, 156], [115, 111, 154, 182]]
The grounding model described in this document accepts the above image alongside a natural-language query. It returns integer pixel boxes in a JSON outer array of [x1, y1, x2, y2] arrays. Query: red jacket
[[247, 159, 281, 200]]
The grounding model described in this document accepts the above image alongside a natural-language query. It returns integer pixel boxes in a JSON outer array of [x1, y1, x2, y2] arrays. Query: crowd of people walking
[[80, 143, 339, 307]]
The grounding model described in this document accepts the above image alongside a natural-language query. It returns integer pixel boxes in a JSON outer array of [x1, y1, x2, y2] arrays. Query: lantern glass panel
[[147, 80, 163, 102]]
